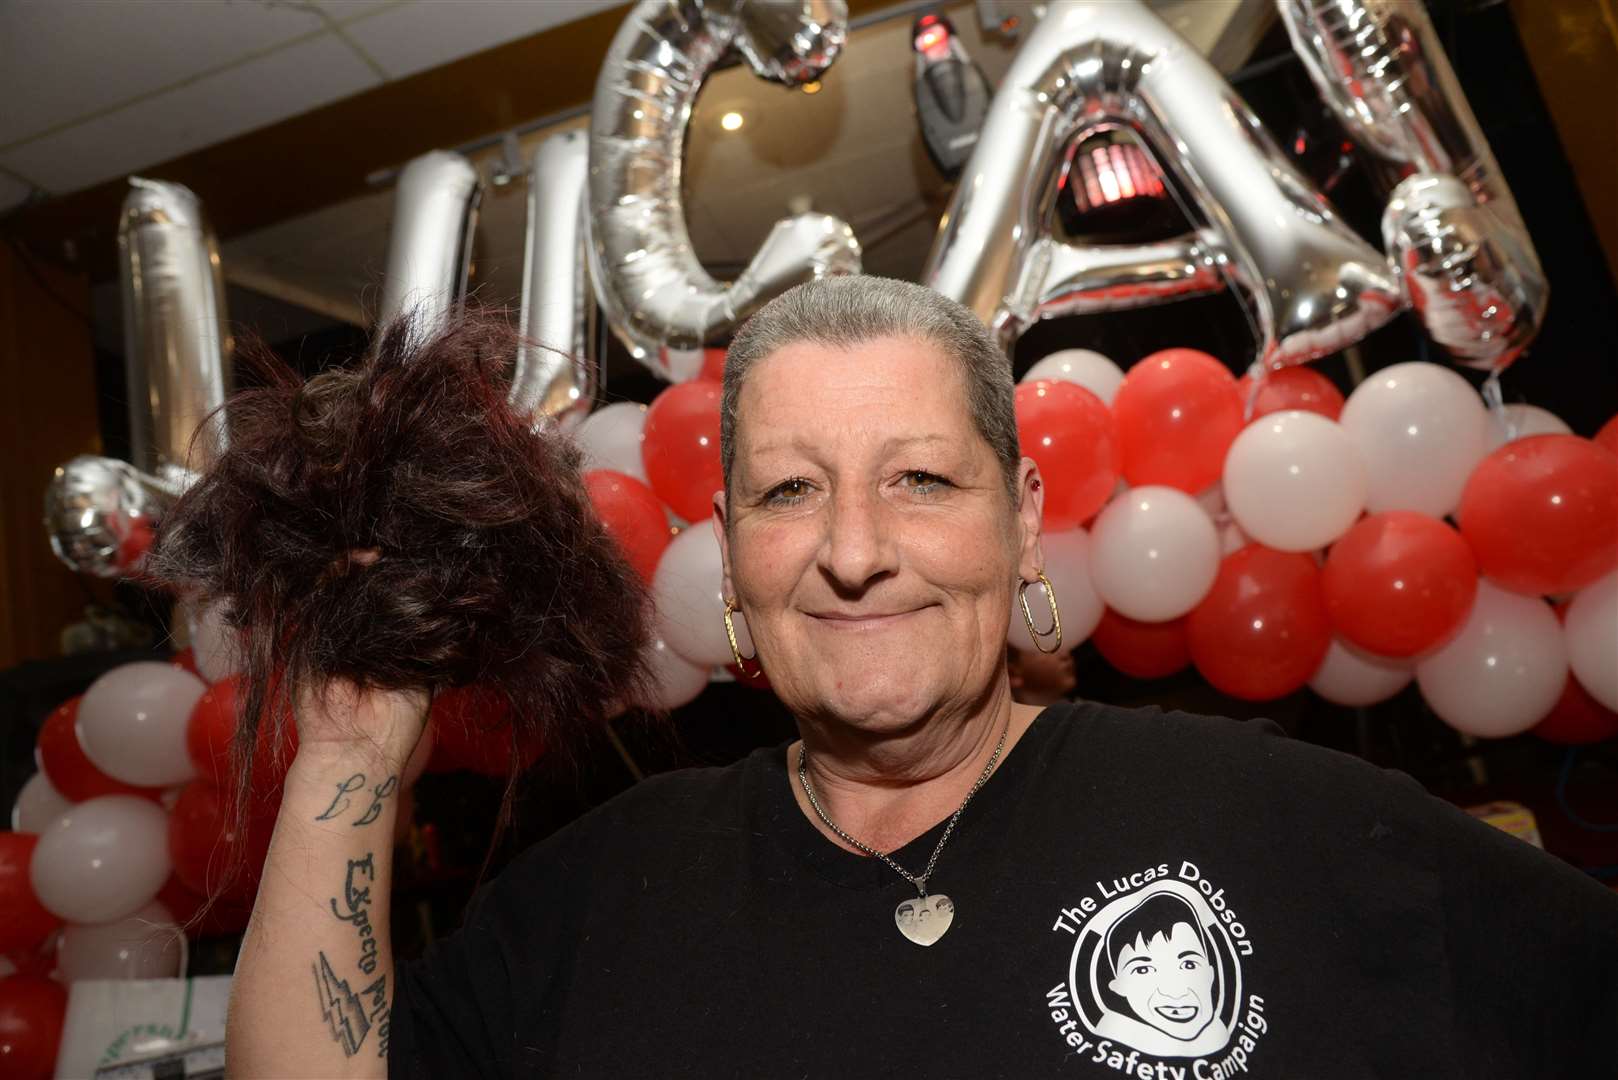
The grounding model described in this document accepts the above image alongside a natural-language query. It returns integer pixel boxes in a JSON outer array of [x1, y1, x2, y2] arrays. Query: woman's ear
[[711, 489, 734, 601], [1015, 457, 1045, 582]]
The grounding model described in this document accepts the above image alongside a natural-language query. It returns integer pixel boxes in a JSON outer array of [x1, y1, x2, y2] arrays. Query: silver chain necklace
[[796, 715, 1011, 947]]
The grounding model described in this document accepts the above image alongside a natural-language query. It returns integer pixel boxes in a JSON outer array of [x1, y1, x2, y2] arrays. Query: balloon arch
[[10, 0, 1616, 994]]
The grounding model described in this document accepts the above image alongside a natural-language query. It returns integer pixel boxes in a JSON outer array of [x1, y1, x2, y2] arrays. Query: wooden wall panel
[[1509, 0, 1618, 289], [0, 243, 100, 667]]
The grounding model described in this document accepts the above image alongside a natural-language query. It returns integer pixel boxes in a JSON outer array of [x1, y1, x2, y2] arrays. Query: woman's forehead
[[738, 335, 970, 426]]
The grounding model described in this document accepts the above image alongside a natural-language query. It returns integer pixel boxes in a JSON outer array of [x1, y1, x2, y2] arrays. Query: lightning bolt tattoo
[[315, 950, 371, 1056]]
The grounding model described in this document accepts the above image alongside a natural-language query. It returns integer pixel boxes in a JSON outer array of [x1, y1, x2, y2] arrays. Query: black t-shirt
[[389, 702, 1618, 1078]]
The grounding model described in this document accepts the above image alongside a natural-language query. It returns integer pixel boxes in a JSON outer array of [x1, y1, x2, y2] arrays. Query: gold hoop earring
[[1018, 572, 1063, 655], [723, 598, 762, 677]]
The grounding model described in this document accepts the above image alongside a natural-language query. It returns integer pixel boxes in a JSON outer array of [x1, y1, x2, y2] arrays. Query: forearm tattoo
[[314, 772, 399, 827], [313, 853, 392, 1058]]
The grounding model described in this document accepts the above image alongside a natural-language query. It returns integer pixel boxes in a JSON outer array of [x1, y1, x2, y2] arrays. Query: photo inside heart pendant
[[895, 893, 955, 946]]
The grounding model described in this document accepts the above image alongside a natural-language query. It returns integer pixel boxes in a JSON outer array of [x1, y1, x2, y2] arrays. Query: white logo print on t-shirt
[[1043, 861, 1270, 1078]]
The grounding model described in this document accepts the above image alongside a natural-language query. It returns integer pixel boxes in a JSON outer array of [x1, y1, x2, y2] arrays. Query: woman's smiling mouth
[[805, 607, 932, 628]]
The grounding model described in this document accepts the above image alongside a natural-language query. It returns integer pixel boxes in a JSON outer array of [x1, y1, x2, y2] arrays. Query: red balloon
[[1235, 366, 1345, 422], [0, 834, 59, 955], [1014, 381, 1119, 528], [156, 875, 253, 937], [167, 781, 276, 906], [187, 676, 299, 796], [428, 687, 543, 777], [585, 470, 673, 583], [642, 379, 724, 522], [1090, 610, 1191, 679], [117, 514, 156, 571], [0, 974, 67, 1080], [1457, 434, 1618, 596], [170, 647, 201, 678], [1113, 349, 1244, 492], [1595, 413, 1618, 458], [700, 347, 727, 382], [1532, 674, 1618, 745], [1322, 512, 1478, 657], [35, 697, 161, 804], [1187, 546, 1332, 701]]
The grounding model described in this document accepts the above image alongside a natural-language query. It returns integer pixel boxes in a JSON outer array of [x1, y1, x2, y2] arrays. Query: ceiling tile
[[0, 0, 329, 149], [341, 0, 622, 81], [0, 33, 380, 196]]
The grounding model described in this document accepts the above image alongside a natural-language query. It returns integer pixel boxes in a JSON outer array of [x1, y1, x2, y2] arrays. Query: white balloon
[[651, 525, 750, 668], [56, 900, 184, 982], [1338, 362, 1488, 517], [186, 598, 240, 682], [1309, 637, 1414, 706], [1416, 582, 1567, 737], [1483, 403, 1571, 453], [1009, 528, 1104, 650], [1021, 349, 1125, 406], [29, 795, 171, 924], [573, 402, 650, 482], [635, 636, 711, 710], [1088, 486, 1221, 622], [77, 662, 203, 787], [1223, 410, 1367, 552], [1565, 572, 1618, 712], [11, 772, 73, 834]]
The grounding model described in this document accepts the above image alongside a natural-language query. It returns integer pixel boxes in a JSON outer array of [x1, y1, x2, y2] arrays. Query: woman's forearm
[[228, 746, 407, 1078]]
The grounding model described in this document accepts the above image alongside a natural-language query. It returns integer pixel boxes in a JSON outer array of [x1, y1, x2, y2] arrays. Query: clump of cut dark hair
[[143, 309, 652, 851]]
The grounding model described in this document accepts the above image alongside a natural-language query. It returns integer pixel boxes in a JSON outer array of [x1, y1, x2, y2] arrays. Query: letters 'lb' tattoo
[[314, 773, 400, 827]]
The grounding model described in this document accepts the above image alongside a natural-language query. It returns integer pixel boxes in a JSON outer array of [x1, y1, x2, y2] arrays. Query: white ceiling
[[0, 0, 619, 211]]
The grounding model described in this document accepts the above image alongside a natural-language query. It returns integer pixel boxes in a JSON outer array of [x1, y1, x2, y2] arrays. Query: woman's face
[[714, 335, 1043, 734]]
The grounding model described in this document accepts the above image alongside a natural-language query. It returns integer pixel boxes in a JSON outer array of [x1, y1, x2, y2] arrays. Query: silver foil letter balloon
[[118, 177, 232, 487], [1278, 0, 1547, 369], [588, 0, 861, 378], [378, 150, 483, 332], [44, 456, 182, 579], [512, 129, 597, 431], [924, 0, 1402, 367], [57, 177, 232, 577]]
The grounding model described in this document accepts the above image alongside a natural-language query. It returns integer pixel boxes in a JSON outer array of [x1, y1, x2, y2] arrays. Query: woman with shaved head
[[172, 277, 1618, 1078]]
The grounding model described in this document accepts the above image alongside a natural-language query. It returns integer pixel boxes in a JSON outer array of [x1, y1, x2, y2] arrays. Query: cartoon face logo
[[1104, 894, 1217, 1041], [1067, 879, 1243, 1059]]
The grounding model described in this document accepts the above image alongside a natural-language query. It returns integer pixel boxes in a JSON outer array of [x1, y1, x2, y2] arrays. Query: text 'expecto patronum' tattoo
[[332, 854, 381, 974], [313, 772, 399, 827], [317, 853, 391, 1058]]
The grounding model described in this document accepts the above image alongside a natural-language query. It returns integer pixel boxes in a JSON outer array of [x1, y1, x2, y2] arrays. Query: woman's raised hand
[[294, 678, 431, 773]]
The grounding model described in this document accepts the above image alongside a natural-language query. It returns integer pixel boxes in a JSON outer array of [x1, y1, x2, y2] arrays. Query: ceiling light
[[801, 80, 822, 95], [720, 111, 744, 131]]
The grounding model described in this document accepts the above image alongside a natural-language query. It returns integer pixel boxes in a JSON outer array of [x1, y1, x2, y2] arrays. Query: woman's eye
[[900, 470, 950, 494], [765, 478, 812, 505]]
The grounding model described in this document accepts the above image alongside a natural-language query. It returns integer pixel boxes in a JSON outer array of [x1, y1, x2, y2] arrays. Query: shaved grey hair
[[720, 276, 1020, 499]]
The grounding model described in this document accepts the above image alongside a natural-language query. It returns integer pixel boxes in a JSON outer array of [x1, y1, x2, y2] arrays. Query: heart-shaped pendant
[[895, 893, 955, 946]]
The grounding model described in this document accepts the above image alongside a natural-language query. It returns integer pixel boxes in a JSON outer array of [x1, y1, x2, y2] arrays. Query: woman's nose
[[818, 486, 898, 593]]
